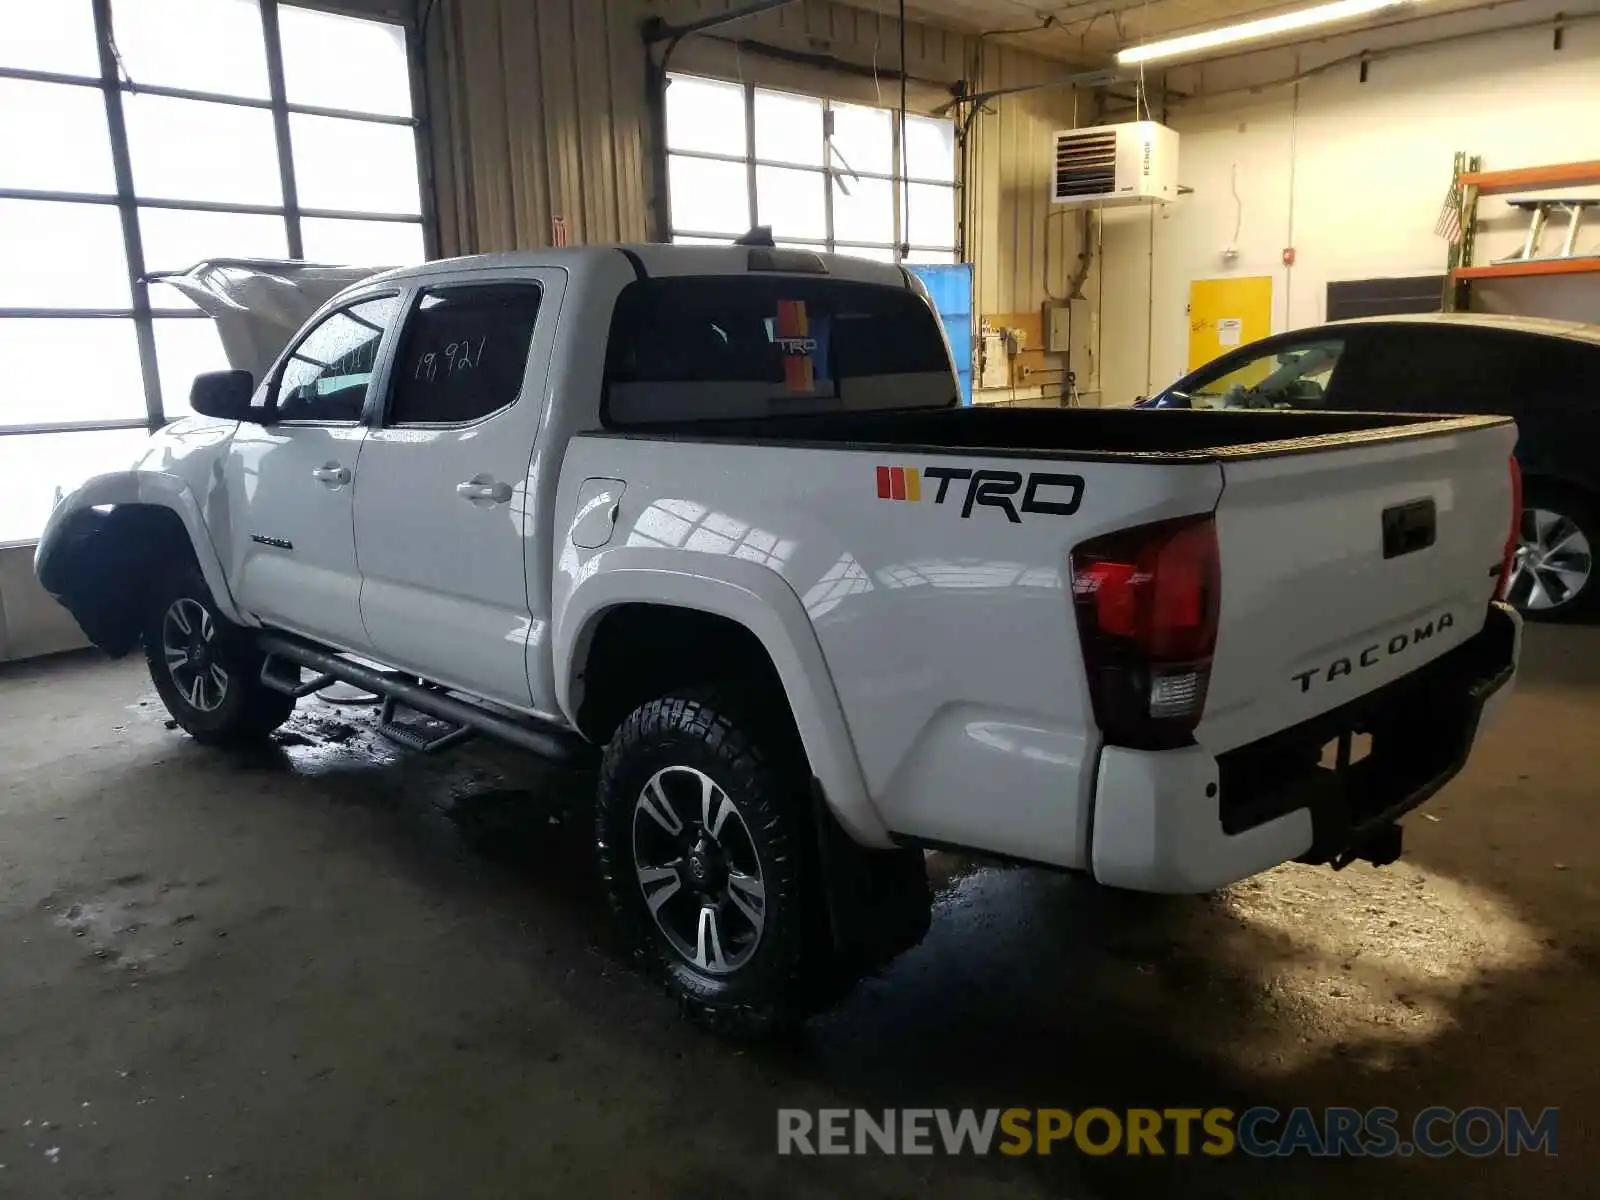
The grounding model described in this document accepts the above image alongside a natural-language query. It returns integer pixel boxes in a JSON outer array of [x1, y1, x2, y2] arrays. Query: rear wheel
[[596, 691, 815, 1037], [1508, 486, 1598, 621], [143, 567, 295, 745]]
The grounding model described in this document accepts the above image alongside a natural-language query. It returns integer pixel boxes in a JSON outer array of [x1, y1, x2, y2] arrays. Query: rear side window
[[602, 277, 956, 426], [1345, 326, 1597, 414], [385, 283, 543, 426]]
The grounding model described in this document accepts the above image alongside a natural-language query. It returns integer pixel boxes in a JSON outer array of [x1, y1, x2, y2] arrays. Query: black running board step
[[256, 633, 595, 767], [260, 655, 339, 698], [376, 695, 477, 754]]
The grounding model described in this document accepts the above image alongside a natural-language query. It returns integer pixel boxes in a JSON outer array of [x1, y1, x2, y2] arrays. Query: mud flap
[[811, 782, 932, 978]]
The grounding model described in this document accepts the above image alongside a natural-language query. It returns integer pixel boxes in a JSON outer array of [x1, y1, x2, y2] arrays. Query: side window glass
[[1518, 339, 1597, 413], [1362, 327, 1558, 415], [387, 284, 543, 425], [272, 295, 398, 422], [1352, 331, 1452, 412], [1187, 339, 1345, 410]]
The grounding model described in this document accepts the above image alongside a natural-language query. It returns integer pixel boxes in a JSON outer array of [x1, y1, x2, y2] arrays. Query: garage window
[[0, 0, 427, 545], [665, 74, 957, 265]]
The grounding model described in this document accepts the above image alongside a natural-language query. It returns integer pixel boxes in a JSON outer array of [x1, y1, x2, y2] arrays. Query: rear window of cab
[[601, 275, 957, 427]]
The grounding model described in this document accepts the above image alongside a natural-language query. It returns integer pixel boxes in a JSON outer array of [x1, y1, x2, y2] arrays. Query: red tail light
[[1071, 514, 1221, 750], [1499, 456, 1522, 601]]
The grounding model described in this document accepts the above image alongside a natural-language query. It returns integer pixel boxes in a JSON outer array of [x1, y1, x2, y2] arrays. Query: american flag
[[1435, 179, 1464, 244]]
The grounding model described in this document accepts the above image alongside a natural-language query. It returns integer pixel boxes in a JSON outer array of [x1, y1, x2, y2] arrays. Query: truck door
[[351, 272, 561, 710], [225, 292, 400, 652]]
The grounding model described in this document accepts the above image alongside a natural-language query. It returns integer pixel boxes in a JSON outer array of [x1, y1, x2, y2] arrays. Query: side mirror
[[189, 370, 257, 421]]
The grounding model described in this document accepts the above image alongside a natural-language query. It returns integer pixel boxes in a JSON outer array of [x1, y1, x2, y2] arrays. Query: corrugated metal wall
[[420, 0, 1082, 315], [423, 0, 654, 256], [966, 46, 1081, 317]]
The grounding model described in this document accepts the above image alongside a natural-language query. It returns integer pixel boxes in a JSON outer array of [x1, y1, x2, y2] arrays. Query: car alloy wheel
[[1509, 505, 1593, 612], [161, 596, 230, 713], [632, 764, 766, 976]]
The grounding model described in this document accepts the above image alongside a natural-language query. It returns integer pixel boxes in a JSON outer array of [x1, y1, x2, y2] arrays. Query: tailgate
[[1198, 418, 1517, 754]]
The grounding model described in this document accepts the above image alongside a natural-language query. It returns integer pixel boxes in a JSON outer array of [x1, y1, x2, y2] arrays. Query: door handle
[[456, 477, 513, 505], [312, 463, 350, 487]]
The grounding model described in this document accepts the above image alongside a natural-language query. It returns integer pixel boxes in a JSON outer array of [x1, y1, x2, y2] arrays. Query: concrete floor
[[0, 629, 1595, 1200]]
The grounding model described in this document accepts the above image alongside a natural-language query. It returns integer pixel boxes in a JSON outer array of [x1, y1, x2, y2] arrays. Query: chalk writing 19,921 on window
[[413, 336, 487, 382]]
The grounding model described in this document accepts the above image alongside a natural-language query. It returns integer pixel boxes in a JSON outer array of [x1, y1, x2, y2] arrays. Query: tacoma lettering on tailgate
[[1292, 612, 1456, 693]]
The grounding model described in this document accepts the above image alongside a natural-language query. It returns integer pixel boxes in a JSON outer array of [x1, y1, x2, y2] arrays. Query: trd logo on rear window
[[876, 466, 1084, 523]]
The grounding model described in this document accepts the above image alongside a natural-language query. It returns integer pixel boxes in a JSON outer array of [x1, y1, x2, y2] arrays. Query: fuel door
[[570, 477, 626, 549]]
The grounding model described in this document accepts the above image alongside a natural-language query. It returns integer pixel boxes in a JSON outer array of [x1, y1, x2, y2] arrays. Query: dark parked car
[[1141, 313, 1600, 620]]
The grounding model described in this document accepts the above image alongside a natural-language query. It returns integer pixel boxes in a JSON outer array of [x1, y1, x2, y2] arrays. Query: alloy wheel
[[1508, 506, 1592, 612], [632, 764, 766, 976], [161, 597, 229, 713]]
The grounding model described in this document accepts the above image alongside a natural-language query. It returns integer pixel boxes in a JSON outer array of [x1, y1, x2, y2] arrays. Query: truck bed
[[573, 395, 1518, 799], [593, 405, 1509, 461]]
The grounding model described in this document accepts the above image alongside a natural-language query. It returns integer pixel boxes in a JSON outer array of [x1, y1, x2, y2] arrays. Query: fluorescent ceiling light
[[1116, 0, 1416, 65]]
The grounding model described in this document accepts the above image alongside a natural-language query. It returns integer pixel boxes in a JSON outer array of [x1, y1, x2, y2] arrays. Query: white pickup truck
[[37, 245, 1522, 1035]]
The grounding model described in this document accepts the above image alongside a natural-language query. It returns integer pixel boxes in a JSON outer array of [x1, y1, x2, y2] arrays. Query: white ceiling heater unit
[[1051, 121, 1179, 207]]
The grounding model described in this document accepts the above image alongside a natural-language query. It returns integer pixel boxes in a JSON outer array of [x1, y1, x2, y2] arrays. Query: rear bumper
[[1091, 602, 1520, 893]]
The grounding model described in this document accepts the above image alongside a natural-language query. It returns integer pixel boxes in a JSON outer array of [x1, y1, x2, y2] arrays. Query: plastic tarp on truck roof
[[155, 259, 388, 381]]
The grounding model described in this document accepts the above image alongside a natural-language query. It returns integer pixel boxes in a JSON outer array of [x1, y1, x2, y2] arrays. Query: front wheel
[[143, 567, 295, 746], [596, 692, 814, 1037], [1508, 487, 1598, 622]]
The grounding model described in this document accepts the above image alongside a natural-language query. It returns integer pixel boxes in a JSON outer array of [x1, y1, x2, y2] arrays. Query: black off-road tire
[[143, 565, 295, 746], [597, 691, 818, 1038]]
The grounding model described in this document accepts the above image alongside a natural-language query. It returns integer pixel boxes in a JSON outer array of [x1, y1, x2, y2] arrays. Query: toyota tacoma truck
[[36, 245, 1522, 1036]]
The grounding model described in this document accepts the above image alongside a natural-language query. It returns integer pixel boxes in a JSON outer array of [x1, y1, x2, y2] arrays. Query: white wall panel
[[1095, 0, 1600, 406]]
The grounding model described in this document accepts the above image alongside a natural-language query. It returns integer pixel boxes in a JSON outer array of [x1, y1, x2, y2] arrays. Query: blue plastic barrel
[[907, 263, 974, 405]]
